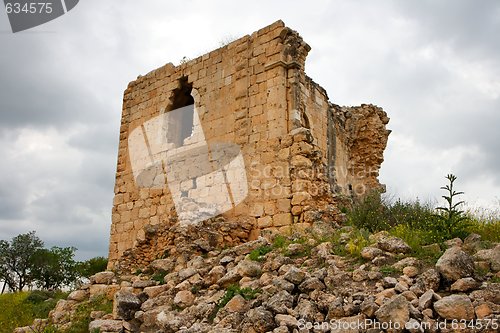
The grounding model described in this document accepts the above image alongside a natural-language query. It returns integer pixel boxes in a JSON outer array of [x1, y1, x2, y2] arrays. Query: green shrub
[[389, 224, 435, 248], [218, 285, 260, 308], [0, 292, 34, 333], [268, 234, 313, 258], [31, 298, 60, 319], [387, 199, 437, 230], [24, 290, 55, 304], [191, 284, 201, 294], [343, 175, 498, 259], [151, 272, 167, 284], [344, 229, 371, 258], [347, 191, 390, 232], [272, 235, 288, 249]]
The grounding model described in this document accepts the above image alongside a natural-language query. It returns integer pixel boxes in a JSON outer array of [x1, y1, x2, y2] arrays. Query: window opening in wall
[[301, 110, 310, 129], [166, 77, 195, 147]]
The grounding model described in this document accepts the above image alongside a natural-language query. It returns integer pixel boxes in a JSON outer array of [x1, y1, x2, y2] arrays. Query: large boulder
[[474, 245, 500, 272], [173, 290, 195, 308], [433, 295, 474, 320], [361, 246, 384, 260], [435, 246, 474, 281], [67, 289, 89, 302], [243, 307, 275, 333], [49, 299, 76, 324], [410, 269, 440, 296], [299, 277, 325, 292], [150, 258, 175, 273], [463, 233, 482, 252], [418, 289, 440, 310], [88, 319, 123, 333], [236, 260, 262, 277], [283, 266, 306, 285], [90, 271, 115, 285], [375, 295, 410, 331], [267, 290, 294, 314], [113, 290, 141, 320], [295, 299, 321, 322], [450, 277, 480, 292], [469, 283, 500, 304], [372, 233, 411, 254]]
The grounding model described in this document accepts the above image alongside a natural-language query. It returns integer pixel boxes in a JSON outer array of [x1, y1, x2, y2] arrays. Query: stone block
[[257, 216, 273, 228], [273, 213, 292, 227]]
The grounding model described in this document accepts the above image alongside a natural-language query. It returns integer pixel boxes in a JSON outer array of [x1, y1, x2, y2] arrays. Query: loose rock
[[433, 294, 474, 320]]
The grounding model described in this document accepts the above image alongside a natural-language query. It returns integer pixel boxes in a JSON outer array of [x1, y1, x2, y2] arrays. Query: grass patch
[[268, 234, 313, 258], [272, 235, 288, 249], [171, 304, 183, 312], [379, 265, 400, 276], [0, 290, 68, 333], [191, 285, 201, 294], [208, 285, 260, 322], [63, 295, 112, 333], [217, 285, 260, 308], [248, 246, 273, 261]]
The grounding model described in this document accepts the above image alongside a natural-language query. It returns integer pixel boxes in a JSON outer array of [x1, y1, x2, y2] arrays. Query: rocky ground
[[15, 229, 500, 333]]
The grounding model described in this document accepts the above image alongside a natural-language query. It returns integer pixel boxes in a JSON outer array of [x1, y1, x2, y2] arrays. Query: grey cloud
[[1, 0, 499, 262], [0, 40, 110, 130], [392, 0, 500, 60], [0, 185, 26, 220], [66, 124, 120, 154]]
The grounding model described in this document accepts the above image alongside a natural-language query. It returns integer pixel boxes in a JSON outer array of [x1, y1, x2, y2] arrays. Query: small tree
[[436, 174, 469, 239], [0, 231, 44, 292], [31, 246, 78, 290], [76, 256, 108, 279]]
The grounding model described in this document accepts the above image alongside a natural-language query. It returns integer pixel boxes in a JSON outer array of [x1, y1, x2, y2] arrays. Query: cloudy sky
[[1, 0, 499, 260]]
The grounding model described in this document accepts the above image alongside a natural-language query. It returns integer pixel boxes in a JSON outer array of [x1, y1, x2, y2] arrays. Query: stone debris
[[14, 228, 499, 333]]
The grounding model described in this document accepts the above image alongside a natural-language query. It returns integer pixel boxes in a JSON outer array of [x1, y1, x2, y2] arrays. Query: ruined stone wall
[[331, 104, 390, 196], [109, 20, 390, 271]]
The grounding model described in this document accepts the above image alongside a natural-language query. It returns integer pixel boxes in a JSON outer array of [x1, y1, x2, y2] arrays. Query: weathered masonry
[[109, 21, 390, 271]]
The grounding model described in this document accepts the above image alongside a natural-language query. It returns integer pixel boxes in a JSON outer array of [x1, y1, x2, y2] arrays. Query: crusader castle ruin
[[108, 21, 390, 271]]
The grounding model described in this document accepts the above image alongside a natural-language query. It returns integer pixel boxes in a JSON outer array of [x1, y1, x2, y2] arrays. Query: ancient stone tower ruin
[[109, 21, 390, 271]]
